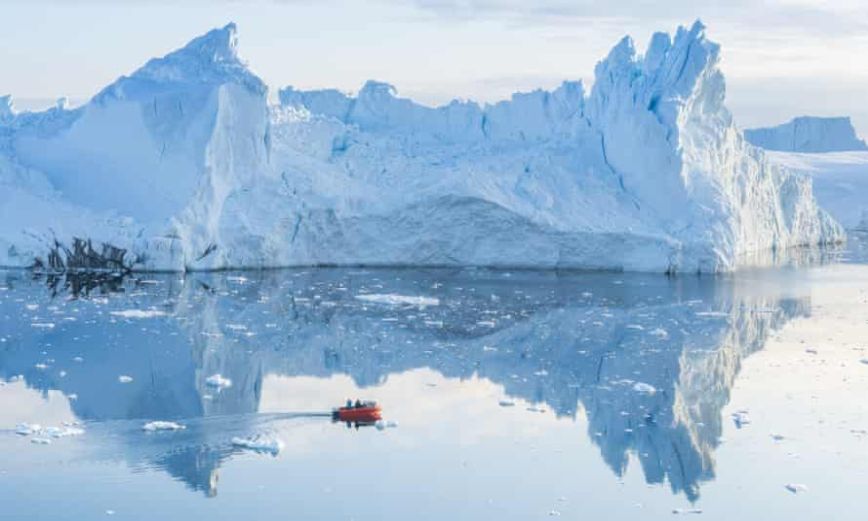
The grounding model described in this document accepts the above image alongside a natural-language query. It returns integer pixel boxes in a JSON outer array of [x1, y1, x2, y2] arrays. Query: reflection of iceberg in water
[[0, 268, 809, 499]]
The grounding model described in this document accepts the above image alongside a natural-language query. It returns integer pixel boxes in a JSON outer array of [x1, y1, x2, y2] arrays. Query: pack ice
[[0, 21, 843, 273]]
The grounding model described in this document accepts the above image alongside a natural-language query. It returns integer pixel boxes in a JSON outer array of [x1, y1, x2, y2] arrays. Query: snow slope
[[745, 116, 868, 153], [0, 21, 843, 273], [766, 151, 868, 230]]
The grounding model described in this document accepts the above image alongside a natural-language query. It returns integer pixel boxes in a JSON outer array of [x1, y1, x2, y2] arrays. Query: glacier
[[0, 21, 843, 273], [745, 116, 868, 153]]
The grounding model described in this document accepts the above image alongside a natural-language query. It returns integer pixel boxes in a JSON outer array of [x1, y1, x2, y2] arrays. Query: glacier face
[[0, 21, 843, 273], [745, 116, 868, 153]]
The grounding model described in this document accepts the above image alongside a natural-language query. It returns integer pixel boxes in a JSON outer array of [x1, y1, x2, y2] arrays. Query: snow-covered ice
[[118, 375, 133, 383], [0, 21, 842, 273]]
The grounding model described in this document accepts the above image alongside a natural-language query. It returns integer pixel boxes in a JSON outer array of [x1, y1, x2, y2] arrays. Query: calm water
[[2, 250, 868, 519]]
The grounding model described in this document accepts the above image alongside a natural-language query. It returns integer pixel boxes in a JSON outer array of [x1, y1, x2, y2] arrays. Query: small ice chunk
[[110, 309, 167, 319], [633, 382, 657, 395], [355, 294, 439, 307], [785, 483, 808, 494], [375, 420, 399, 430], [44, 426, 84, 438], [143, 421, 185, 432], [31, 437, 52, 445], [15, 422, 41, 436], [732, 410, 751, 428], [672, 508, 703, 515], [205, 374, 232, 389], [31, 323, 55, 329], [499, 400, 516, 407], [118, 375, 133, 384], [649, 328, 669, 338], [231, 435, 284, 454]]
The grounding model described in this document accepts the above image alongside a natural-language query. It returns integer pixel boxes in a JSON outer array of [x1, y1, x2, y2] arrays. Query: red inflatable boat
[[333, 401, 382, 423]]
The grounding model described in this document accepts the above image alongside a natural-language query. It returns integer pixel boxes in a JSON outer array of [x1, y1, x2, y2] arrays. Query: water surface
[[1, 259, 867, 520]]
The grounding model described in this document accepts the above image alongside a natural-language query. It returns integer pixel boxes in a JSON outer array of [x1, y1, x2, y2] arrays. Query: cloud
[[401, 0, 868, 35]]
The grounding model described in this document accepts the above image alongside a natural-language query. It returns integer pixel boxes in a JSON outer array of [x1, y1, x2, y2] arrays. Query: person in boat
[[346, 399, 352, 408], [354, 399, 362, 408]]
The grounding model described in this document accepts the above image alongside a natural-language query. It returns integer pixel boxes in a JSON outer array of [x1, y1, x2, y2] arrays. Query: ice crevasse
[[0, 21, 843, 273]]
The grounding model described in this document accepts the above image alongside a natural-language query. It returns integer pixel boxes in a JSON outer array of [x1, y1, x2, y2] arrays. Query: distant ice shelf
[[0, 21, 843, 273]]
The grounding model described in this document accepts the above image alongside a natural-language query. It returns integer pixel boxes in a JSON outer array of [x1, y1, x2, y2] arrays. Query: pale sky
[[2, 0, 868, 134]]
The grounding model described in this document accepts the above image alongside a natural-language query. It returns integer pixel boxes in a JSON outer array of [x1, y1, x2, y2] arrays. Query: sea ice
[[355, 294, 440, 307], [109, 309, 168, 319], [785, 483, 808, 494], [142, 421, 186, 432]]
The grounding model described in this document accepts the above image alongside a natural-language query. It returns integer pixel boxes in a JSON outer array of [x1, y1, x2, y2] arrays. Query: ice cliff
[[745, 116, 868, 153], [0, 21, 843, 273]]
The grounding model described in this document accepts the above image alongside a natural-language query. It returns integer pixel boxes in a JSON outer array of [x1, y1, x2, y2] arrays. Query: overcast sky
[[2, 0, 868, 134]]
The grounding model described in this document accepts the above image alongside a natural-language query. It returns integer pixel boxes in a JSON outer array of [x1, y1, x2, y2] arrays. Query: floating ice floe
[[672, 508, 703, 515], [649, 328, 669, 338], [31, 323, 55, 329], [109, 309, 168, 319], [498, 400, 516, 407], [732, 410, 751, 428], [355, 294, 439, 307], [30, 437, 52, 445], [375, 420, 399, 431], [205, 374, 232, 389], [231, 435, 284, 454], [143, 421, 186, 432], [633, 382, 657, 395], [15, 422, 42, 436], [785, 483, 808, 494], [118, 375, 134, 383], [44, 426, 84, 438], [225, 324, 247, 331]]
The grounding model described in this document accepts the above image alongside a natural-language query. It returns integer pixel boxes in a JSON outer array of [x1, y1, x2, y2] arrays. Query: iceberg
[[0, 21, 843, 273], [745, 116, 868, 153], [764, 150, 868, 230]]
